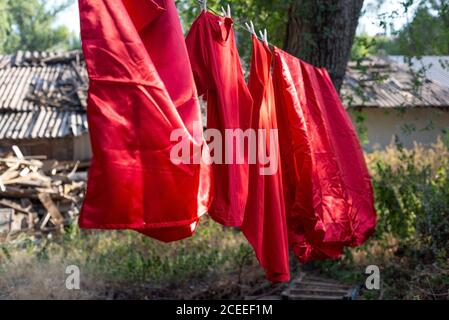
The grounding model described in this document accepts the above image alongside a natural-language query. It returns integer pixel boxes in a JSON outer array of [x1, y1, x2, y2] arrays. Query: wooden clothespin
[[245, 20, 256, 35], [221, 4, 231, 17], [259, 28, 268, 45], [198, 0, 207, 11]]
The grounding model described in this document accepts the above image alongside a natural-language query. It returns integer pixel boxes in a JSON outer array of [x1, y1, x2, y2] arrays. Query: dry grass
[[0, 217, 267, 300], [0, 249, 102, 299], [365, 139, 449, 175]]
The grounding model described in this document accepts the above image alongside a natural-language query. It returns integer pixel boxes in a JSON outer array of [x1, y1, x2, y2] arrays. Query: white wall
[[64, 108, 449, 158], [349, 108, 449, 151]]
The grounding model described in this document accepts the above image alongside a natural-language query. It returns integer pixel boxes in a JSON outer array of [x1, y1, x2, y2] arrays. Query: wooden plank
[[39, 212, 51, 230], [0, 199, 33, 215], [0, 157, 43, 168], [287, 293, 344, 300], [0, 187, 39, 198], [283, 273, 357, 301], [0, 186, 66, 200], [12, 145, 24, 159], [293, 280, 351, 289], [289, 288, 350, 296], [2, 176, 50, 187], [0, 163, 20, 184], [37, 192, 64, 227]]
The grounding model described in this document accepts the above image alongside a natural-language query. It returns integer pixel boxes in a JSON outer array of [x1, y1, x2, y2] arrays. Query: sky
[[54, 0, 417, 38], [357, 0, 418, 35]]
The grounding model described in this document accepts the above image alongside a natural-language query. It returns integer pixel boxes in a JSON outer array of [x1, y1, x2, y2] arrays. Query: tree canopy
[[0, 0, 76, 54], [1, 0, 448, 72], [354, 0, 449, 58]]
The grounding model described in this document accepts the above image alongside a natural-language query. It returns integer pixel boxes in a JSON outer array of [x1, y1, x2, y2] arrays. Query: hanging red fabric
[[272, 47, 377, 263], [78, 0, 211, 242], [241, 37, 290, 283], [186, 11, 253, 227]]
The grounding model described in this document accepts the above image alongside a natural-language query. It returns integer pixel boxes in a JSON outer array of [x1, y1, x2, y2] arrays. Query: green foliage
[[313, 142, 449, 299], [351, 34, 405, 60], [393, 5, 449, 56], [177, 0, 290, 61], [0, 0, 75, 53], [352, 0, 449, 57], [351, 35, 378, 61], [0, 0, 9, 48], [371, 142, 449, 250], [352, 110, 369, 145], [366, 0, 449, 56]]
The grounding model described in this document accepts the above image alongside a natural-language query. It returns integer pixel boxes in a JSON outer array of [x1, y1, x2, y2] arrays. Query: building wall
[[348, 108, 449, 151], [0, 133, 92, 161], [74, 133, 92, 161]]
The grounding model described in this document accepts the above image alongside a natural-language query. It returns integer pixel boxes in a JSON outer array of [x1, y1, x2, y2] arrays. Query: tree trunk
[[284, 0, 364, 91]]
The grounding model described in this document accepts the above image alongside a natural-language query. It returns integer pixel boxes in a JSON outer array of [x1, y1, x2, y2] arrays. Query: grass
[[1, 140, 448, 300], [0, 217, 269, 299]]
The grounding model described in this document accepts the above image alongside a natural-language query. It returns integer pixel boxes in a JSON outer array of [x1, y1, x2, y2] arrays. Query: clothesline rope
[[196, 1, 276, 48]]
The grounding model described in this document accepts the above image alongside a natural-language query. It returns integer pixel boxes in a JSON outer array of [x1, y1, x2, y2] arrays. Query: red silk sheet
[[241, 37, 290, 282], [272, 47, 376, 263], [78, 0, 211, 242], [186, 11, 253, 227]]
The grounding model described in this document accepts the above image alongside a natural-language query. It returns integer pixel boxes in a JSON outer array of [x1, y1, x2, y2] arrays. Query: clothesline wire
[[197, 2, 276, 49]]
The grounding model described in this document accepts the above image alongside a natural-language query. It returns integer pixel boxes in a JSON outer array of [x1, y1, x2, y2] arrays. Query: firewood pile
[[0, 146, 87, 237]]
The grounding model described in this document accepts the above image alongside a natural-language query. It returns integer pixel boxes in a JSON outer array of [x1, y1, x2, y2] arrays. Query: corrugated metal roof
[[0, 51, 88, 140], [342, 56, 449, 109]]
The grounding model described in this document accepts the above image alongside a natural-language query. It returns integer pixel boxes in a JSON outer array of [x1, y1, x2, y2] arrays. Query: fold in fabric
[[78, 0, 211, 242], [272, 47, 376, 263], [241, 37, 290, 283], [186, 11, 253, 227]]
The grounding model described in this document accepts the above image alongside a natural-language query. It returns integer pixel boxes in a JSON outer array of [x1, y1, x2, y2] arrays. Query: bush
[[314, 140, 449, 299], [368, 140, 449, 253]]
